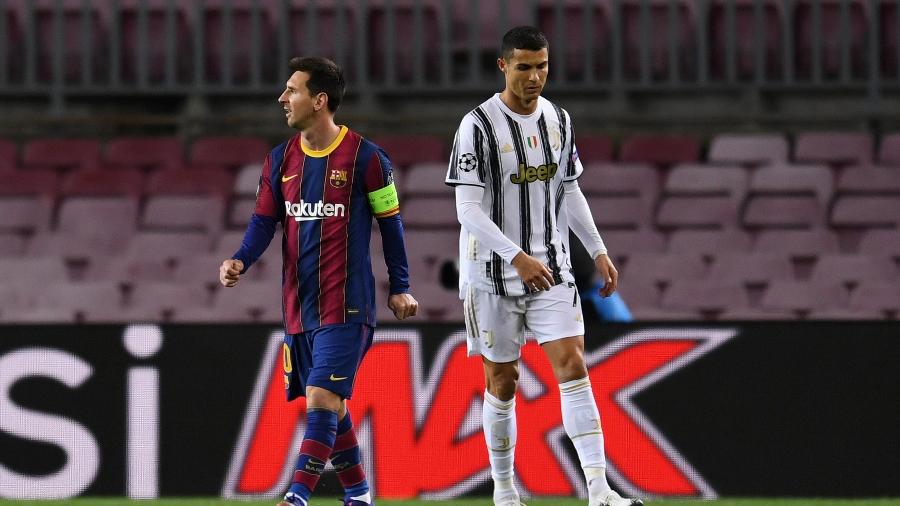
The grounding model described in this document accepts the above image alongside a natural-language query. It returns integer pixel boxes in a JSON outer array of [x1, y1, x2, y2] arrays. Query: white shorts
[[463, 282, 585, 363]]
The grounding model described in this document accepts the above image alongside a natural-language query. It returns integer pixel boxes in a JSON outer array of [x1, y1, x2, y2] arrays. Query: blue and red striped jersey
[[237, 126, 410, 333]]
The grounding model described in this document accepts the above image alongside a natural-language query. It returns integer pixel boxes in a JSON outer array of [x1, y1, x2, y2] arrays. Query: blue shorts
[[282, 323, 374, 401]]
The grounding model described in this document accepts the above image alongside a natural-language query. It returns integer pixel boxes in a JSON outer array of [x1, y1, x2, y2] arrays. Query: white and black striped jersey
[[445, 93, 584, 296]]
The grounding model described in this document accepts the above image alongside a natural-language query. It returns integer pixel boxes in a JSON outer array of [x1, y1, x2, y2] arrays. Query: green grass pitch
[[0, 499, 897, 506]]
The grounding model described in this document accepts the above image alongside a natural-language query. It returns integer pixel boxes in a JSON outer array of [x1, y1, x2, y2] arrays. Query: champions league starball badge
[[458, 152, 477, 172]]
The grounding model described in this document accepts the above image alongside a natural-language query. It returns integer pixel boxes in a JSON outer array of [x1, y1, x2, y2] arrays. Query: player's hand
[[388, 293, 418, 320], [219, 259, 244, 287], [511, 251, 555, 291], [595, 254, 618, 297]]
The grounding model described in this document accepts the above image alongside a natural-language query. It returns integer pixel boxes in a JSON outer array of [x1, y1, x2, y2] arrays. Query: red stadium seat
[[126, 282, 213, 322], [575, 135, 616, 163], [848, 281, 900, 317], [587, 194, 652, 230], [655, 164, 748, 230], [404, 162, 452, 197], [619, 133, 701, 166], [666, 229, 753, 259], [49, 196, 139, 255], [599, 229, 667, 263], [661, 280, 750, 318], [742, 164, 833, 229], [620, 252, 707, 286], [708, 133, 789, 166], [759, 280, 849, 317], [582, 163, 659, 230], [793, 0, 868, 80], [0, 257, 69, 283], [210, 280, 283, 323], [227, 195, 256, 229], [877, 132, 900, 166], [830, 196, 900, 229], [399, 196, 457, 228], [858, 229, 900, 259], [753, 229, 840, 259], [0, 139, 17, 170], [371, 135, 446, 168], [811, 254, 898, 288], [794, 131, 873, 166], [233, 163, 263, 196], [0, 233, 27, 257], [707, 253, 794, 286], [60, 168, 144, 197], [113, 1, 191, 84], [0, 169, 58, 197], [708, 0, 785, 81], [189, 136, 269, 169], [145, 166, 233, 197], [124, 230, 212, 263], [23, 138, 102, 171], [104, 136, 184, 171], [0, 195, 53, 236]]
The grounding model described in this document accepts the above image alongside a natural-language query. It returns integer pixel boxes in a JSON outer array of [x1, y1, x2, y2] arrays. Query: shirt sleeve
[[564, 180, 607, 258], [253, 152, 280, 218], [455, 184, 522, 263], [446, 113, 488, 187], [364, 148, 401, 218], [560, 109, 585, 182], [232, 153, 279, 271]]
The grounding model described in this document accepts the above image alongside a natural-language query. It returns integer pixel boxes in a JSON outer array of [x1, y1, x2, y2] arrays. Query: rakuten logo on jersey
[[284, 200, 345, 222]]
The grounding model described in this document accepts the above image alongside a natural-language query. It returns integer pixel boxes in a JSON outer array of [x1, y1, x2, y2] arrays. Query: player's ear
[[497, 57, 507, 73], [314, 92, 328, 112]]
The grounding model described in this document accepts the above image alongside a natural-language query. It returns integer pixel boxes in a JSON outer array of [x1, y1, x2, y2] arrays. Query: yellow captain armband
[[368, 182, 400, 218]]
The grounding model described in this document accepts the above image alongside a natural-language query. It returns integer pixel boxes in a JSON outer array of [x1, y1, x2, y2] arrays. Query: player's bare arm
[[511, 251, 555, 291], [219, 259, 244, 287], [387, 293, 419, 320], [594, 254, 618, 297]]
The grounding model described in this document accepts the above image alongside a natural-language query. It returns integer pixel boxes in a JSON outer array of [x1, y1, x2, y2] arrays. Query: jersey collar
[[300, 125, 348, 157]]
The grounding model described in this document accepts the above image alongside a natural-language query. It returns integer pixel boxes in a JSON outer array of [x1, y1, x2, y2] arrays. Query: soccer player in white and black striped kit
[[445, 27, 642, 506]]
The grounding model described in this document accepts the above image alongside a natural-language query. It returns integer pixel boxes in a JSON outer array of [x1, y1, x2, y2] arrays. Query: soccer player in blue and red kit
[[219, 56, 418, 506]]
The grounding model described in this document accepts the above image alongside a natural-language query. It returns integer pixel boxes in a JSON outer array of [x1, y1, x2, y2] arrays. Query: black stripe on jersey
[[551, 103, 576, 179], [473, 106, 507, 296], [448, 130, 460, 180], [503, 113, 532, 294], [537, 113, 563, 285], [555, 181, 565, 219], [473, 126, 487, 184]]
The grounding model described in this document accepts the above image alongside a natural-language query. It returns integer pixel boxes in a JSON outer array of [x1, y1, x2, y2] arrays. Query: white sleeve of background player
[[455, 184, 523, 263], [446, 114, 487, 187], [561, 109, 585, 181], [564, 180, 607, 258]]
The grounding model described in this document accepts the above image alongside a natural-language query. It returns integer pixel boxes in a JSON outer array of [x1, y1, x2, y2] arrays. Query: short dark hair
[[501, 26, 549, 61], [288, 56, 345, 113]]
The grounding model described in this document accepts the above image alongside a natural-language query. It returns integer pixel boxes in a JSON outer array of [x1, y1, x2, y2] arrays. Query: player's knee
[[306, 386, 342, 413], [487, 368, 518, 401], [554, 354, 588, 383]]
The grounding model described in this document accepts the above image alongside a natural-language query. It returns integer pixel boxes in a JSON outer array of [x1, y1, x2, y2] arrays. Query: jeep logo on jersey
[[284, 200, 346, 222], [510, 162, 558, 184]]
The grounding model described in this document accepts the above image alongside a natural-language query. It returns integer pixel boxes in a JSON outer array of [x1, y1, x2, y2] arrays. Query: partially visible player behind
[[219, 56, 418, 506], [445, 27, 642, 506]]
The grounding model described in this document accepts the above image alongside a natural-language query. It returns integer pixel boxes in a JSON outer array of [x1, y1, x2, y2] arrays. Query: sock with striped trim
[[559, 377, 610, 490], [331, 410, 371, 503], [482, 389, 517, 496], [286, 409, 338, 503]]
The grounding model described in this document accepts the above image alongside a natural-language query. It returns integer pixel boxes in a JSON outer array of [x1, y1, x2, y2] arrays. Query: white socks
[[482, 389, 517, 493], [559, 377, 610, 491]]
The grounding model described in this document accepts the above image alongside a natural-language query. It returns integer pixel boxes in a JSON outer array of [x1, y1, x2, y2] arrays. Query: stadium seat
[[227, 195, 256, 229], [145, 166, 233, 197], [858, 229, 900, 260], [793, 0, 868, 80], [233, 163, 263, 196], [60, 168, 144, 197], [0, 139, 17, 170], [371, 135, 446, 168], [582, 163, 658, 230], [614, 278, 663, 317], [22, 138, 102, 171], [126, 282, 213, 322], [175, 252, 275, 286], [661, 280, 750, 319], [753, 229, 840, 258], [598, 229, 666, 263], [114, 1, 191, 84], [877, 132, 900, 166], [708, 0, 785, 81], [574, 135, 615, 163], [104, 136, 184, 171], [794, 131, 873, 166], [367, 0, 441, 83], [0, 233, 27, 257], [189, 136, 269, 169], [830, 195, 900, 229], [620, 252, 707, 286], [707, 133, 789, 166], [197, 0, 276, 84], [33, 2, 106, 83], [617, 0, 698, 82], [536, 1, 611, 81], [742, 164, 833, 229], [52, 196, 139, 255], [124, 231, 212, 263], [286, 1, 359, 81], [588, 194, 653, 230], [410, 280, 463, 322], [836, 165, 900, 194], [656, 164, 748, 230], [31, 281, 126, 323], [93, 255, 174, 285], [404, 162, 453, 197], [666, 229, 753, 259], [707, 253, 794, 285], [209, 280, 283, 323], [0, 195, 53, 236], [0, 168, 58, 196], [759, 280, 849, 317], [810, 254, 898, 288], [399, 196, 457, 228], [0, 257, 69, 283], [619, 133, 701, 166], [403, 229, 459, 286], [848, 280, 900, 318], [141, 195, 224, 234]]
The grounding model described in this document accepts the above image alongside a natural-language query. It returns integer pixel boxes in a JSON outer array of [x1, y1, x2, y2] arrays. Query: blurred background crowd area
[[1, 0, 899, 323]]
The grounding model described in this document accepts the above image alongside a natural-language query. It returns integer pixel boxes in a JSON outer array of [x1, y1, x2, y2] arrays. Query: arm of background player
[[377, 215, 410, 294], [455, 184, 522, 262], [563, 180, 606, 259]]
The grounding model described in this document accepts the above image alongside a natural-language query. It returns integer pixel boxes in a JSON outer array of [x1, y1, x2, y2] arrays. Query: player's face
[[499, 48, 549, 102], [278, 71, 319, 130]]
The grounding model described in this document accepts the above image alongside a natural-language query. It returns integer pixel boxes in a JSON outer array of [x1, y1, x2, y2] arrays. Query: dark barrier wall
[[1, 323, 898, 500]]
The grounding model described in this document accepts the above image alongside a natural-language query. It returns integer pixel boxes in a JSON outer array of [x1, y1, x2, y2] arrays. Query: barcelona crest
[[329, 169, 348, 188]]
